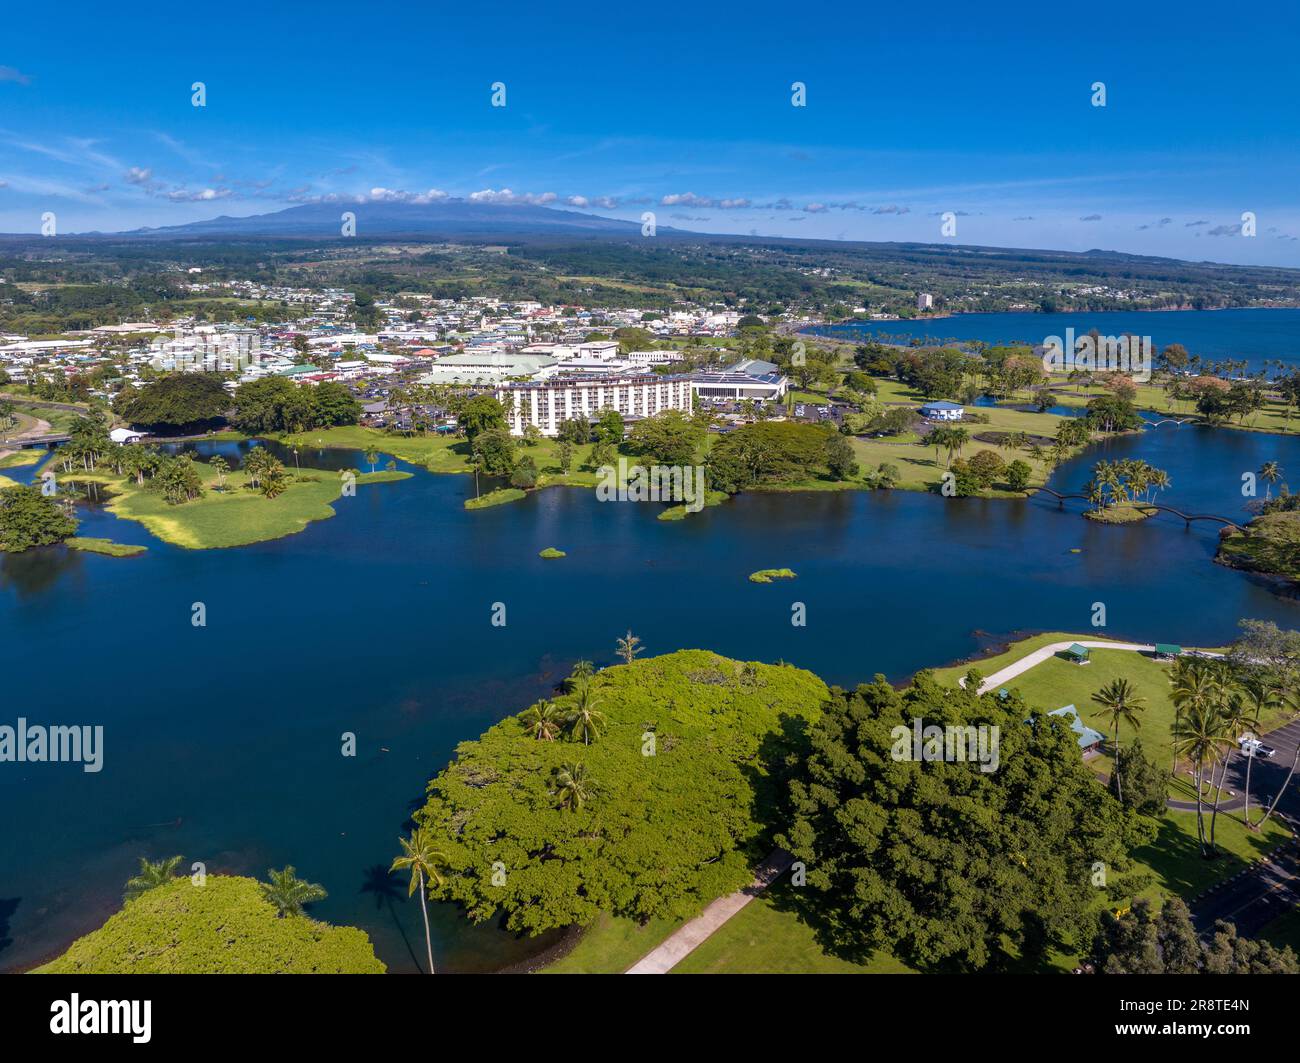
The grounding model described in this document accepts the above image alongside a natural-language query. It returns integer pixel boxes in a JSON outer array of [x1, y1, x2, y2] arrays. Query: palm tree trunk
[[1194, 760, 1208, 856], [1208, 754, 1229, 853], [1113, 724, 1122, 803], [1258, 743, 1300, 829], [1243, 750, 1255, 828], [1171, 709, 1180, 776], [417, 868, 435, 975]]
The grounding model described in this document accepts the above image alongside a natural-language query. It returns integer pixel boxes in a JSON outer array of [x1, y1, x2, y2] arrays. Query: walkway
[[625, 850, 794, 974], [960, 640, 1165, 695]]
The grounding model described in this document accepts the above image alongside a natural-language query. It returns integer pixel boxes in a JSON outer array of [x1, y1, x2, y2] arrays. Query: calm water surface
[[819, 307, 1300, 371], [2, 426, 1298, 972]]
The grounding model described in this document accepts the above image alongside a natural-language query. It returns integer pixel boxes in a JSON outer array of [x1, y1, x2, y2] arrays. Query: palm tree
[[365, 446, 379, 474], [1207, 686, 1249, 851], [124, 854, 183, 901], [616, 629, 644, 665], [565, 682, 607, 745], [1149, 468, 1171, 504], [1170, 657, 1217, 776], [1259, 460, 1282, 500], [209, 454, 230, 490], [390, 828, 447, 975], [259, 866, 327, 917], [1171, 702, 1233, 857], [553, 762, 592, 812], [1090, 678, 1146, 803], [564, 660, 595, 692], [520, 698, 563, 741], [1236, 674, 1279, 828], [1257, 687, 1300, 829]]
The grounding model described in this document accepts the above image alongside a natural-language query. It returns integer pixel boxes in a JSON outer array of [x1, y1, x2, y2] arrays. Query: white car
[[1239, 736, 1276, 759]]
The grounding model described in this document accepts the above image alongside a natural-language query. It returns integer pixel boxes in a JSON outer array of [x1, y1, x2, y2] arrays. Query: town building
[[919, 400, 964, 421], [690, 359, 788, 403], [498, 374, 693, 437]]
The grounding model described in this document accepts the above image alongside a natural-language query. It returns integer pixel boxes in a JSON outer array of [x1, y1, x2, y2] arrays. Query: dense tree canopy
[[706, 421, 848, 493], [777, 671, 1151, 970], [115, 373, 230, 432], [231, 377, 361, 434], [0, 484, 78, 551], [413, 650, 828, 934], [36, 876, 384, 974]]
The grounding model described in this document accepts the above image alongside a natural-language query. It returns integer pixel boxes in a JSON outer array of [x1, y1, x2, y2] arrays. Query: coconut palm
[[208, 454, 230, 490], [520, 698, 563, 741], [565, 682, 607, 745], [1257, 687, 1300, 829], [1236, 674, 1280, 828], [564, 660, 595, 692], [1148, 468, 1171, 504], [1171, 702, 1234, 857], [1170, 657, 1218, 776], [553, 762, 592, 812], [390, 828, 447, 975], [616, 629, 644, 665], [1259, 460, 1282, 500], [1207, 686, 1249, 851], [124, 854, 184, 901], [259, 866, 327, 917], [365, 446, 379, 474], [1090, 678, 1146, 803]]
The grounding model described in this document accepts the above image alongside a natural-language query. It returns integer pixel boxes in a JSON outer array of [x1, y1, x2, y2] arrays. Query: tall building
[[497, 374, 693, 437], [917, 292, 934, 310]]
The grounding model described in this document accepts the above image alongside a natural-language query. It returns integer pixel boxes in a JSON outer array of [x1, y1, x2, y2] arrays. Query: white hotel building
[[497, 374, 693, 437]]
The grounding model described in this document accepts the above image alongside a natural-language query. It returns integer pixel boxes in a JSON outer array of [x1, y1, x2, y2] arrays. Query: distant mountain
[[123, 198, 659, 238]]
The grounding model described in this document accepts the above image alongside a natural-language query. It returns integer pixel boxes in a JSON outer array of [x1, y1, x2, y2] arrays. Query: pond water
[[2, 425, 1298, 972]]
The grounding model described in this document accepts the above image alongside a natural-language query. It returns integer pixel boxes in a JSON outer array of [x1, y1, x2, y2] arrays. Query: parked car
[[1239, 736, 1277, 758]]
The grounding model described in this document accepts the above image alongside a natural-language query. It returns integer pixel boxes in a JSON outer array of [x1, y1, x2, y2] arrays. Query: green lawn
[[1132, 810, 1293, 902], [670, 887, 914, 974], [539, 913, 682, 974], [849, 387, 1074, 495], [0, 448, 44, 469], [58, 462, 410, 549]]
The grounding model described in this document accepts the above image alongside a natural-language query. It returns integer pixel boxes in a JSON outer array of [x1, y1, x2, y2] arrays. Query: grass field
[[65, 536, 147, 557], [931, 634, 1290, 773], [669, 887, 915, 974], [0, 448, 44, 469], [57, 461, 411, 549]]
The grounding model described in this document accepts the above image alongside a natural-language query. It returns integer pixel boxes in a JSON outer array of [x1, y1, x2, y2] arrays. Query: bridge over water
[[1035, 486, 1244, 532]]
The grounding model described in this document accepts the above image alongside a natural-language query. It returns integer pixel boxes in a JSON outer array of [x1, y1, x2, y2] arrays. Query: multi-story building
[[917, 292, 934, 310], [497, 374, 693, 437]]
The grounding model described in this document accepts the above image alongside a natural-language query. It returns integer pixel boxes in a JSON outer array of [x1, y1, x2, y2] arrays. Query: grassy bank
[[1217, 512, 1300, 584], [57, 462, 410, 549]]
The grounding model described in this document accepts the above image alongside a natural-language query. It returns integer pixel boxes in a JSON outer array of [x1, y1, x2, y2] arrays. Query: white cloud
[[470, 188, 557, 205], [0, 66, 32, 85], [125, 167, 153, 185], [365, 187, 448, 204], [165, 187, 232, 202]]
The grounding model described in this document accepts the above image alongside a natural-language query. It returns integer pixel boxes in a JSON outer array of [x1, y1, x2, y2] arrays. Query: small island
[[539, 546, 566, 559], [749, 568, 797, 583]]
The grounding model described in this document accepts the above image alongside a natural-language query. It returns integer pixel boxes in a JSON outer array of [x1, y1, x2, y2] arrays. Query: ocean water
[[818, 307, 1300, 372]]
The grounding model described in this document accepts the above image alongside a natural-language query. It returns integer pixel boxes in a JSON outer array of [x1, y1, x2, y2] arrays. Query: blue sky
[[4, 0, 1300, 265]]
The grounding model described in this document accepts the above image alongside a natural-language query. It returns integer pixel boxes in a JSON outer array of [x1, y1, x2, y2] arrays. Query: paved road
[[1193, 841, 1300, 939], [625, 850, 794, 974]]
